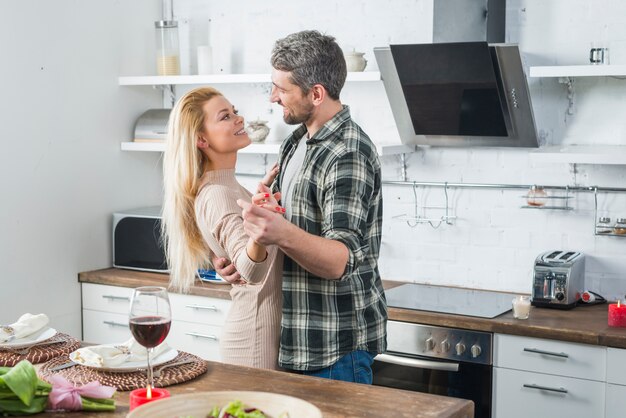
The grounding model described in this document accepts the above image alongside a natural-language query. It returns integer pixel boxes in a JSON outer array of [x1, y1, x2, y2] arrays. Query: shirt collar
[[286, 105, 351, 146]]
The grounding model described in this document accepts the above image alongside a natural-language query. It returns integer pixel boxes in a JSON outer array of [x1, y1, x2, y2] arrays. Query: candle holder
[[608, 300, 626, 328], [129, 387, 170, 411], [512, 295, 531, 320]]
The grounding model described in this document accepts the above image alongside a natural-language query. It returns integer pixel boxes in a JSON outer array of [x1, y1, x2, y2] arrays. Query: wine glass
[[129, 286, 172, 391]]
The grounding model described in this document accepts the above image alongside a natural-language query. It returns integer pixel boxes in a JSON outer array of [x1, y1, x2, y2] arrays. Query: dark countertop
[[79, 268, 626, 349], [40, 359, 473, 418]]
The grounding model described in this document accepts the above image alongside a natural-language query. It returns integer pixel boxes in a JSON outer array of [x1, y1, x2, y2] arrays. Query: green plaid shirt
[[274, 105, 387, 371]]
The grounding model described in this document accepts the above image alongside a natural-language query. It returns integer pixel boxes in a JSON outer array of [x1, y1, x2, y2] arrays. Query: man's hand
[[211, 256, 245, 285], [237, 198, 290, 246]]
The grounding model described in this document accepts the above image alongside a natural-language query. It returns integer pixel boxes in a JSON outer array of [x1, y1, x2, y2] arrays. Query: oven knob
[[455, 342, 466, 356], [556, 292, 565, 301], [440, 339, 451, 353], [471, 344, 482, 358], [425, 337, 435, 351]]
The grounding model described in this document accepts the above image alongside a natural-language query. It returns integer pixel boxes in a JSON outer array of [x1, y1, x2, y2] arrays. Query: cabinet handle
[[102, 320, 129, 328], [523, 347, 569, 358], [185, 332, 218, 341], [185, 304, 218, 312], [523, 383, 568, 394], [102, 295, 130, 301]]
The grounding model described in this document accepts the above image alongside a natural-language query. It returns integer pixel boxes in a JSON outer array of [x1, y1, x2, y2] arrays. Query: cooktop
[[385, 283, 520, 319]]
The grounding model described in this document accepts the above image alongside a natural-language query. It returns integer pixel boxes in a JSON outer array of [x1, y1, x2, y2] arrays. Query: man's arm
[[237, 200, 349, 279]]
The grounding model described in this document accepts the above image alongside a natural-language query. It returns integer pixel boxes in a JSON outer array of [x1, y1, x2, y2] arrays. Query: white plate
[[0, 327, 57, 349], [69, 347, 178, 373], [126, 391, 323, 418], [200, 276, 230, 285]]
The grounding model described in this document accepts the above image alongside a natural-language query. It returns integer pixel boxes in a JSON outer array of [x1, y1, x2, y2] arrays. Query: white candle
[[512, 295, 531, 319]]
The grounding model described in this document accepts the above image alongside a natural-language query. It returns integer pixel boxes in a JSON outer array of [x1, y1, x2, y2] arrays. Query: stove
[[385, 283, 519, 318]]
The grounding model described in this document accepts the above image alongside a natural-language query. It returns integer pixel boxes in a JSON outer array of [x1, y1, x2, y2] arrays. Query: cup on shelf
[[589, 42, 609, 65]]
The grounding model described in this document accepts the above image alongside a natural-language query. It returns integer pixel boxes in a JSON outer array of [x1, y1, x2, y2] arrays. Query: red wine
[[129, 316, 171, 348]]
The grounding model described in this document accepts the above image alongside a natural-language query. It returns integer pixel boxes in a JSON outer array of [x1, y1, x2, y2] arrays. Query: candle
[[129, 387, 170, 411], [608, 300, 626, 327], [512, 295, 531, 320]]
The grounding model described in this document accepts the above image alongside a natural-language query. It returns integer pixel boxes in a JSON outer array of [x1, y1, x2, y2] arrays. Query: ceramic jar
[[344, 51, 367, 72], [246, 120, 270, 143]]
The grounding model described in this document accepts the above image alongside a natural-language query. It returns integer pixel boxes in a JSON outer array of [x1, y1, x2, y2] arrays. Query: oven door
[[372, 352, 492, 418]]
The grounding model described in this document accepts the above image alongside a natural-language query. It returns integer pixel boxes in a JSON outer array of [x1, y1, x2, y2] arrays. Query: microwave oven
[[112, 206, 168, 273]]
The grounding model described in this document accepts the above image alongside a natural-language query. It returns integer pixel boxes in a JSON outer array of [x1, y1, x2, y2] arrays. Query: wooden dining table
[[38, 359, 474, 418]]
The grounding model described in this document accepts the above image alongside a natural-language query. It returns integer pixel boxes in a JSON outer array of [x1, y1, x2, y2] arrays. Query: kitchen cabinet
[[606, 348, 626, 418], [493, 334, 606, 418], [81, 283, 231, 361]]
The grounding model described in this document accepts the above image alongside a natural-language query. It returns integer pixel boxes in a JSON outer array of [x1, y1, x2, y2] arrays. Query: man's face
[[270, 69, 314, 125]]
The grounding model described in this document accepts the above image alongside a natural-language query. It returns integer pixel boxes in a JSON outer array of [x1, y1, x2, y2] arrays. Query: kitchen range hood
[[374, 42, 539, 148]]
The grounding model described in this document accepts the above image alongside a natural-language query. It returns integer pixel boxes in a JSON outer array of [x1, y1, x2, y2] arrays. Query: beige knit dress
[[195, 169, 283, 370]]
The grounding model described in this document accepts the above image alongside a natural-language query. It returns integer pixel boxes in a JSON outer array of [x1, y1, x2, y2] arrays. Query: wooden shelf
[[529, 65, 626, 78], [530, 145, 626, 165], [120, 141, 414, 156], [119, 72, 381, 86]]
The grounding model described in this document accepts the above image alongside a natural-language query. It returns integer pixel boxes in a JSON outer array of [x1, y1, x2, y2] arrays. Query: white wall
[[0, 1, 163, 336], [170, 0, 626, 298]]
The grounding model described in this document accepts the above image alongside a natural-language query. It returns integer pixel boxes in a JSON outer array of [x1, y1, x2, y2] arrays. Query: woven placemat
[[38, 351, 208, 391], [0, 333, 80, 367]]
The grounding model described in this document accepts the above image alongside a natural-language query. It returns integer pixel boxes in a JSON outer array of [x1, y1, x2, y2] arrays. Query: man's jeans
[[301, 350, 375, 384]]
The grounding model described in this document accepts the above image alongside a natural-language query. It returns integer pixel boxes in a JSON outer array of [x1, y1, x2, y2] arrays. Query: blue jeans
[[301, 350, 375, 384]]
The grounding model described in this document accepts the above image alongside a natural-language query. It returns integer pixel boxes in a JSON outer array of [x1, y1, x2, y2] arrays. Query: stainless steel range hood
[[374, 42, 539, 148]]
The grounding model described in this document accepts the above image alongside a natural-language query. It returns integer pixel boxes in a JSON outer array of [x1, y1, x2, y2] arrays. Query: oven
[[372, 320, 493, 418]]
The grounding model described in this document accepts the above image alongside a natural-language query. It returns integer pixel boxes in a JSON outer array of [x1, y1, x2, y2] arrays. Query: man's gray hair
[[271, 30, 347, 101]]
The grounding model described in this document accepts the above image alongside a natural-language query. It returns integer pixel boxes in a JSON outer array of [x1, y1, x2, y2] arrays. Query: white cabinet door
[[493, 367, 605, 418], [169, 292, 231, 327], [606, 383, 626, 418], [494, 334, 606, 381], [82, 310, 132, 344], [607, 348, 626, 385], [168, 320, 222, 362], [82, 283, 133, 314]]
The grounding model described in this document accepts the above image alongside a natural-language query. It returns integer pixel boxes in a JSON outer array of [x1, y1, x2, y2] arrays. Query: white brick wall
[[173, 0, 626, 299]]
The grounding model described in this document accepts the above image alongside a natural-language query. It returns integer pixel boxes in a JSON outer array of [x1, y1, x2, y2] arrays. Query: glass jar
[[597, 217, 612, 234], [526, 185, 548, 207], [614, 218, 626, 235], [155, 20, 180, 76]]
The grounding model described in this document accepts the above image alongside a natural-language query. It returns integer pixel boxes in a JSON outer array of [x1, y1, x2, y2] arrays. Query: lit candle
[[608, 300, 626, 327], [512, 295, 531, 320], [129, 386, 170, 411]]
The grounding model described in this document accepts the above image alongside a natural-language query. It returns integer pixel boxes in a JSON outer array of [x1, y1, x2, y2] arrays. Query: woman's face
[[200, 95, 250, 153]]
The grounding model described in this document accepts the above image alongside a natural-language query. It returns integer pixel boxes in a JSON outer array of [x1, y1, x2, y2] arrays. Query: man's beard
[[283, 103, 314, 125]]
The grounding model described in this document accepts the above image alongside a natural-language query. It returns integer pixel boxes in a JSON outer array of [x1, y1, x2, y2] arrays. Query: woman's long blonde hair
[[162, 87, 223, 292]]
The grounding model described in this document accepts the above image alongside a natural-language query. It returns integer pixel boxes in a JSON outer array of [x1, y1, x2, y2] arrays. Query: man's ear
[[197, 135, 210, 149], [310, 84, 326, 106]]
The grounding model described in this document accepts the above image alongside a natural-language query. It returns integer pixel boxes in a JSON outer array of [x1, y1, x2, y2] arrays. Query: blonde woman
[[161, 87, 283, 370]]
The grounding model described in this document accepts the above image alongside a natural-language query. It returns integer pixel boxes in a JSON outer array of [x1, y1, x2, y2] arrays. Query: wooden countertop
[[79, 268, 626, 348], [41, 360, 473, 418]]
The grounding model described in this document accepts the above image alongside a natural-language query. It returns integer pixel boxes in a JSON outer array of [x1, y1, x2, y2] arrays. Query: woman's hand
[[252, 183, 285, 215], [260, 162, 279, 189]]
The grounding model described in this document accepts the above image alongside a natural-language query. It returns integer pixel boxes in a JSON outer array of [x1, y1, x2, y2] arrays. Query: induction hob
[[385, 283, 520, 319]]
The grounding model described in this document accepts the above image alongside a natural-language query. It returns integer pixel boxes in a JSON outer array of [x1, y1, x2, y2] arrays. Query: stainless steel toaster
[[531, 251, 585, 309]]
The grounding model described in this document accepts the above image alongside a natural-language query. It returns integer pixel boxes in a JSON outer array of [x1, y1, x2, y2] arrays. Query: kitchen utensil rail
[[381, 180, 626, 193]]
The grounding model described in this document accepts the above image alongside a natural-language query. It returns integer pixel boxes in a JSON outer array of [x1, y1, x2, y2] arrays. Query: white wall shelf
[[121, 141, 415, 156], [530, 145, 626, 165], [119, 72, 381, 86], [529, 65, 626, 78]]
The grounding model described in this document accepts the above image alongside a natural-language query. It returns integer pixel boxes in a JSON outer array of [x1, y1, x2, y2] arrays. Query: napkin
[[0, 313, 49, 343], [71, 338, 170, 368]]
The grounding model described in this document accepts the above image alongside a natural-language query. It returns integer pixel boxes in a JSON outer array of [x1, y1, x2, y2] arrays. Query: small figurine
[[246, 119, 270, 143]]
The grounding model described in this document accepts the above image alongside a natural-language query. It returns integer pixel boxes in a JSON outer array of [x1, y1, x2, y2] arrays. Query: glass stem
[[147, 347, 154, 389]]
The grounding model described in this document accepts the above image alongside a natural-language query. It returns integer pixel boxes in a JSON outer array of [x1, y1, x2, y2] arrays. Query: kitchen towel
[[0, 313, 49, 343], [71, 339, 170, 368]]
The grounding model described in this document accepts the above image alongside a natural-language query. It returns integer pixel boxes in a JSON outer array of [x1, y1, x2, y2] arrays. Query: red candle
[[129, 387, 170, 411], [608, 300, 626, 327]]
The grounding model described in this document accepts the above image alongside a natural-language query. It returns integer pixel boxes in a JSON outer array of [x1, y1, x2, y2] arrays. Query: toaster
[[531, 251, 585, 309], [112, 206, 168, 273]]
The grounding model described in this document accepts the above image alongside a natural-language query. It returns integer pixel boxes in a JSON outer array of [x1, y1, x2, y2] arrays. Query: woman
[[161, 87, 283, 370]]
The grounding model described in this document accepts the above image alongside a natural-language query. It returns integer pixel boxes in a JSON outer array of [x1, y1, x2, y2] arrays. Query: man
[[218, 30, 387, 383]]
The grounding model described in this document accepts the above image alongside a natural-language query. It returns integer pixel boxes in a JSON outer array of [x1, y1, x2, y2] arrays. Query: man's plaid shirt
[[273, 105, 387, 371]]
